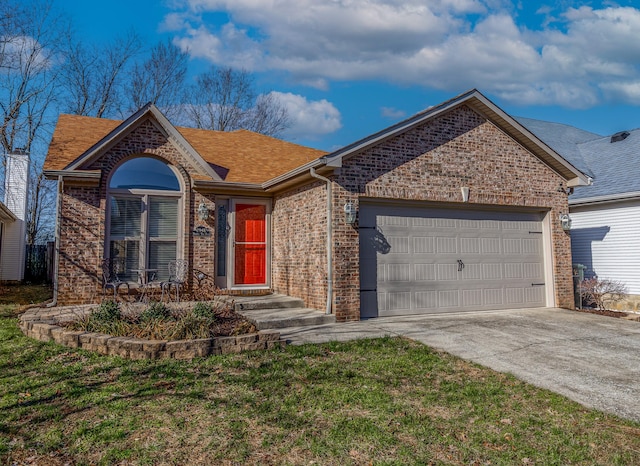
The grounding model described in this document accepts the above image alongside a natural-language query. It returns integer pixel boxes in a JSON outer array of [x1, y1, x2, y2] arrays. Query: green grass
[[2, 287, 640, 464]]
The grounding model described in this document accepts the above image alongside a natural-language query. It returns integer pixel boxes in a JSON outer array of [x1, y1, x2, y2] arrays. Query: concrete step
[[233, 294, 305, 312], [238, 307, 336, 330]]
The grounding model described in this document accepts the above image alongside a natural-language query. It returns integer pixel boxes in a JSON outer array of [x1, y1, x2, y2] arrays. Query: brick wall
[[58, 186, 102, 303], [271, 180, 328, 312], [57, 119, 216, 304], [326, 105, 573, 321]]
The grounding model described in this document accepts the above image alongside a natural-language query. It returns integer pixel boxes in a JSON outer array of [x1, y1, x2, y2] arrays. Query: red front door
[[234, 203, 267, 285]]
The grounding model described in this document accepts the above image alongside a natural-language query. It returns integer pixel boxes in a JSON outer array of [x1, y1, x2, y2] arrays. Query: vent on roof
[[610, 131, 630, 143]]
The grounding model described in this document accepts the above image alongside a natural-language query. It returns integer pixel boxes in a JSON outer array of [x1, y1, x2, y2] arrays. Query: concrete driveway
[[280, 308, 640, 422]]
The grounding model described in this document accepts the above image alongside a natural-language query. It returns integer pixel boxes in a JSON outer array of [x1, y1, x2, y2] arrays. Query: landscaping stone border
[[19, 305, 285, 360]]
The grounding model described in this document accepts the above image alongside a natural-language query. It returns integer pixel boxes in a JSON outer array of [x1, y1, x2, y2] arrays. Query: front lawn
[[1, 296, 640, 464]]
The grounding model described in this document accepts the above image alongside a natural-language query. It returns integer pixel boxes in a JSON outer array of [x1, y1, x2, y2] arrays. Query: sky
[[58, 0, 640, 151]]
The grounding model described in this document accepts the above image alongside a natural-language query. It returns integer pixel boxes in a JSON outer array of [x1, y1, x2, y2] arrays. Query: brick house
[[44, 89, 588, 321]]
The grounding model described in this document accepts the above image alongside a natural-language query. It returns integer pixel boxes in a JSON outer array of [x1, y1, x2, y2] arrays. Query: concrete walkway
[[280, 307, 640, 422]]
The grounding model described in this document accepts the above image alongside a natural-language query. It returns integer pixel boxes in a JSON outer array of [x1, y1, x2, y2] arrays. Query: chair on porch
[[160, 260, 189, 302], [102, 258, 129, 299]]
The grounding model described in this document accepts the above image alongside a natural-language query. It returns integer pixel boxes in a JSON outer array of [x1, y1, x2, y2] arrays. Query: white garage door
[[359, 204, 547, 317]]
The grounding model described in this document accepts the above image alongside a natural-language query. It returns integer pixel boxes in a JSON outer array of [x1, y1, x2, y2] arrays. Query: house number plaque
[[193, 225, 211, 237]]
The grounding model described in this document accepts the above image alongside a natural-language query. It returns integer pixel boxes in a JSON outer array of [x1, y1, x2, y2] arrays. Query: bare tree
[[126, 39, 188, 118], [61, 30, 142, 118], [0, 0, 66, 199], [26, 161, 55, 244], [185, 67, 289, 136]]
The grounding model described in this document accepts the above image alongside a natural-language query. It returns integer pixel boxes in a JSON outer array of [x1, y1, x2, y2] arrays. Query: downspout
[[309, 167, 333, 315], [46, 175, 63, 307]]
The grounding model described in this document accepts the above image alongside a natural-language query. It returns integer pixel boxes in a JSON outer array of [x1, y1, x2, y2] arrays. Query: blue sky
[[59, 0, 640, 151]]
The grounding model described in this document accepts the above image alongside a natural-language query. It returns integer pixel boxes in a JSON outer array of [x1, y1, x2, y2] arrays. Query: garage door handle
[[457, 259, 465, 272], [532, 283, 545, 286]]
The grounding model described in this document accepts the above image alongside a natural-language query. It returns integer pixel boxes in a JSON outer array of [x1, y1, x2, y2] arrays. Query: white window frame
[[105, 158, 184, 284]]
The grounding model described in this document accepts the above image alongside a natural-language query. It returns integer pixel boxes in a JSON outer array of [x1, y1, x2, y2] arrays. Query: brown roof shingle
[[44, 114, 326, 184]]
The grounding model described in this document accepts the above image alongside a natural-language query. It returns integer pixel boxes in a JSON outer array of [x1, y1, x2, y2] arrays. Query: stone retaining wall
[[19, 307, 285, 360]]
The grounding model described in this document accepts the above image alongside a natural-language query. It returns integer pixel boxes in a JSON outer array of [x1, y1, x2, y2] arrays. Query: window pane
[[149, 241, 177, 281], [149, 197, 178, 238], [109, 157, 180, 191], [110, 240, 139, 282], [110, 197, 141, 237]]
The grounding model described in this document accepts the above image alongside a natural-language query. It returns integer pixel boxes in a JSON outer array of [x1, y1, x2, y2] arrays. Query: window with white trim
[[107, 157, 182, 282]]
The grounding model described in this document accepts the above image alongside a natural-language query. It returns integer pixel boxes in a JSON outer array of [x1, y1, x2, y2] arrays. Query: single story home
[[44, 89, 589, 320], [0, 152, 29, 282], [518, 117, 640, 298]]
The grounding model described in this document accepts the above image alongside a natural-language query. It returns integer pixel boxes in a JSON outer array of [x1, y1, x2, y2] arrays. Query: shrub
[[167, 314, 213, 340], [192, 301, 215, 320], [580, 277, 628, 310], [92, 300, 121, 322], [140, 301, 171, 321]]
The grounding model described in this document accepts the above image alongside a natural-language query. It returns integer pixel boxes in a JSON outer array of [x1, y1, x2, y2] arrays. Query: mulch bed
[[574, 308, 630, 318]]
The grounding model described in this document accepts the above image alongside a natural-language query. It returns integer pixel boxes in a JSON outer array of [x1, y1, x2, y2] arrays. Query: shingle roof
[[517, 116, 640, 201], [571, 128, 640, 200], [515, 117, 601, 177], [44, 114, 326, 184]]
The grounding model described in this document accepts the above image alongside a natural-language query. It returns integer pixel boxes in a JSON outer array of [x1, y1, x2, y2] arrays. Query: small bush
[[140, 302, 171, 321], [167, 314, 213, 340], [192, 301, 215, 319], [580, 277, 628, 310], [92, 300, 121, 322]]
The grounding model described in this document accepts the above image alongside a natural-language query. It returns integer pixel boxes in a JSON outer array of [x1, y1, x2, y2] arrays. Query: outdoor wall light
[[559, 213, 572, 231], [197, 201, 209, 221], [344, 201, 357, 225]]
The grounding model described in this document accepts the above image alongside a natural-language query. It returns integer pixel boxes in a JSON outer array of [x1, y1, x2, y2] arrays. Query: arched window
[[107, 157, 182, 282]]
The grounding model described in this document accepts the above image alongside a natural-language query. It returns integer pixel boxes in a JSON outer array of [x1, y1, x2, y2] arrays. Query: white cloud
[[381, 107, 406, 119], [167, 1, 640, 108], [273, 92, 342, 140]]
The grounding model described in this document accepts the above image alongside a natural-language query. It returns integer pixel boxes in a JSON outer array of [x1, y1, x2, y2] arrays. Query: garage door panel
[[387, 263, 411, 282], [522, 238, 542, 254], [506, 288, 525, 304], [482, 263, 503, 280], [461, 263, 483, 279], [415, 291, 438, 309], [463, 289, 483, 306], [460, 237, 481, 254], [415, 263, 436, 281], [503, 238, 522, 254], [438, 264, 459, 280], [359, 204, 547, 317], [388, 236, 410, 253], [504, 263, 524, 279], [413, 236, 435, 253], [388, 291, 411, 311]]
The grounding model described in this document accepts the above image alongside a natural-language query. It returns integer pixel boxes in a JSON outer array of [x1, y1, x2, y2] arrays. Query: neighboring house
[[44, 90, 588, 320], [518, 117, 640, 297], [0, 152, 29, 282]]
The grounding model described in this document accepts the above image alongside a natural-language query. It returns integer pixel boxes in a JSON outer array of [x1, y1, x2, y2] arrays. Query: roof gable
[[322, 89, 589, 187], [61, 104, 221, 180], [44, 106, 326, 185]]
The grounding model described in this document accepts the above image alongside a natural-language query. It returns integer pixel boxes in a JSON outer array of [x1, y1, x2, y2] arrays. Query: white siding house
[[0, 152, 29, 282], [570, 200, 640, 294], [518, 118, 640, 297]]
